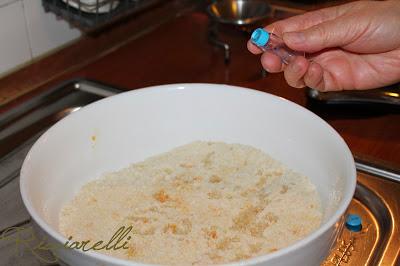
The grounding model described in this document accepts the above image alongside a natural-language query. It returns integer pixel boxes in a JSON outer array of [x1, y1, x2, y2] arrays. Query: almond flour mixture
[[59, 141, 322, 265]]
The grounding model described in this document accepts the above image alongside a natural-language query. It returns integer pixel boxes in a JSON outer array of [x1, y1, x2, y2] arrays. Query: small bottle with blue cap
[[250, 28, 305, 65]]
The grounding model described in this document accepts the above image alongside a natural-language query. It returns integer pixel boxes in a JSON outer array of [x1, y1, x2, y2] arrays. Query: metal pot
[[207, 0, 272, 25]]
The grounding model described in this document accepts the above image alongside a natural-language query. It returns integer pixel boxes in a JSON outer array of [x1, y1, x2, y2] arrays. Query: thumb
[[282, 19, 351, 53]]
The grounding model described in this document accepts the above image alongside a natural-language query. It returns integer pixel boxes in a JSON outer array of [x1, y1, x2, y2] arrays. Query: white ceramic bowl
[[20, 83, 356, 266]]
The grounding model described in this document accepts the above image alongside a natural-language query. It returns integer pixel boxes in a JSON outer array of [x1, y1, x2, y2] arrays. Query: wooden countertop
[[0, 5, 399, 167]]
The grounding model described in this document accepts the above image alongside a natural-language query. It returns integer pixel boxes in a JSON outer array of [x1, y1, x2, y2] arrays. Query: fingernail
[[286, 32, 305, 44]]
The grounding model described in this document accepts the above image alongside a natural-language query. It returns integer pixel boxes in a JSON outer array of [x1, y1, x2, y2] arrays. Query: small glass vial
[[251, 28, 304, 64]]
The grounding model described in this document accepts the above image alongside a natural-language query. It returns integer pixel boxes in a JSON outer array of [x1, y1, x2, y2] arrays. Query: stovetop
[[0, 79, 399, 266]]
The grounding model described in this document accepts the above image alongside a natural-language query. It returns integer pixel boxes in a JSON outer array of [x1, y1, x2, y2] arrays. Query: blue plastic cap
[[345, 214, 362, 232], [251, 28, 270, 47]]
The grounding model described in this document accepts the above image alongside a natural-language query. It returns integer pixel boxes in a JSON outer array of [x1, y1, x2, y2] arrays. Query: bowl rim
[[20, 83, 357, 266]]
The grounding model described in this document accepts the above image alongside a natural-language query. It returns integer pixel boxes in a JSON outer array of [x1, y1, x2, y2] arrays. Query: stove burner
[[207, 21, 268, 81], [206, 0, 271, 65], [207, 20, 258, 64], [208, 22, 231, 64]]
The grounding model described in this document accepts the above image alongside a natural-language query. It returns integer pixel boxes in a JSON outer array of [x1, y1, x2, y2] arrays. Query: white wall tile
[[22, 0, 81, 58], [0, 0, 18, 8], [0, 0, 31, 75]]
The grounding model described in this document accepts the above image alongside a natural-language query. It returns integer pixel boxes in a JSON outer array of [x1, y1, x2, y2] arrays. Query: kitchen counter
[[0, 1, 399, 168]]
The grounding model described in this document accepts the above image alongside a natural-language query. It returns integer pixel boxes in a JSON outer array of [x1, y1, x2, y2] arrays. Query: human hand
[[247, 0, 400, 91]]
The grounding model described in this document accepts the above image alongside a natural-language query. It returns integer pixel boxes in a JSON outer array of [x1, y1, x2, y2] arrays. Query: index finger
[[265, 3, 349, 35]]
